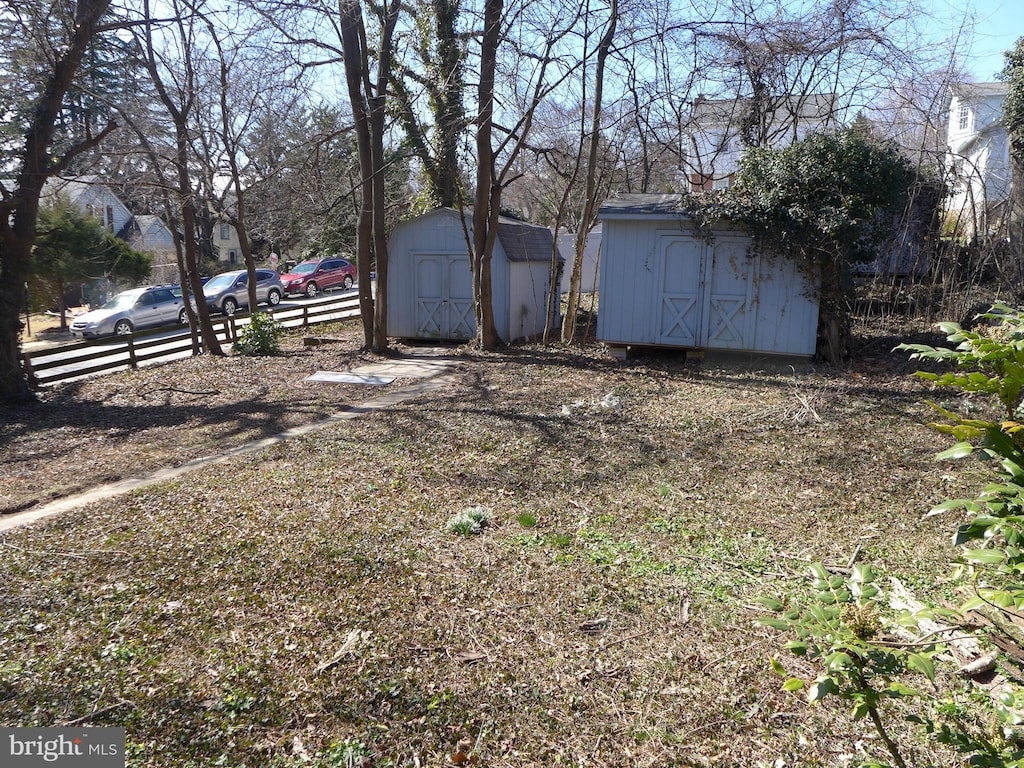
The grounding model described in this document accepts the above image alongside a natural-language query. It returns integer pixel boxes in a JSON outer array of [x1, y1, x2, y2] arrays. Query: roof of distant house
[[950, 81, 1010, 101], [689, 93, 836, 127]]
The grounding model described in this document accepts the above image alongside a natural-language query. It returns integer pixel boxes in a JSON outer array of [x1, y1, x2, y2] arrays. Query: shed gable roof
[[598, 193, 686, 217], [397, 208, 559, 262], [495, 217, 557, 262]]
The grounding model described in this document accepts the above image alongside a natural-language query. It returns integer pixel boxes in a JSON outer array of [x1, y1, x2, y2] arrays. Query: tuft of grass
[[516, 510, 538, 528], [445, 505, 491, 535]]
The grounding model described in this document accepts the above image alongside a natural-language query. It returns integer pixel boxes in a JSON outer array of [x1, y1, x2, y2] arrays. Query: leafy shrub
[[684, 125, 937, 361], [761, 564, 943, 768], [899, 307, 1024, 611], [759, 305, 1024, 768], [233, 312, 285, 356]]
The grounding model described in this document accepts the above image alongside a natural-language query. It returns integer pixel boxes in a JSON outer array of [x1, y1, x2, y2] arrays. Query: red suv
[[280, 257, 357, 298]]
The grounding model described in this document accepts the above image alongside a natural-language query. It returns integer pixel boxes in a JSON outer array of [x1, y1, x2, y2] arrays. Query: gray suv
[[202, 269, 284, 316], [70, 286, 187, 338]]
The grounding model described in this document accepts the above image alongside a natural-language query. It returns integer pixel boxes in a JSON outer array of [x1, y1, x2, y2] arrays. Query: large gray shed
[[596, 194, 819, 357], [387, 208, 561, 342]]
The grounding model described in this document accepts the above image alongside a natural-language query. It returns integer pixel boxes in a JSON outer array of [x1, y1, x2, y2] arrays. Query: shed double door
[[657, 234, 756, 349], [414, 253, 476, 339]]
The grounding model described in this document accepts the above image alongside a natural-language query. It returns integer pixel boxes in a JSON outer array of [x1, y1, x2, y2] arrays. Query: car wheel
[[268, 288, 282, 306], [222, 297, 238, 316], [305, 282, 319, 298], [178, 308, 188, 325], [114, 319, 133, 336], [343, 275, 354, 290]]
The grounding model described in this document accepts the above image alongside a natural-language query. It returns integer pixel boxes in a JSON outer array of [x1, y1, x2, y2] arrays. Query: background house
[[124, 215, 179, 283], [42, 177, 178, 284], [945, 81, 1012, 239], [685, 94, 837, 191], [212, 215, 243, 266], [388, 208, 562, 342], [596, 194, 819, 357]]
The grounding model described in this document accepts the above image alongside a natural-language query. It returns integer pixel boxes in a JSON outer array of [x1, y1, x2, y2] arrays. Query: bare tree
[[137, 0, 224, 354], [559, 0, 618, 343], [338, 0, 400, 351], [195, 8, 300, 312], [251, 0, 401, 351], [462, 0, 586, 348]]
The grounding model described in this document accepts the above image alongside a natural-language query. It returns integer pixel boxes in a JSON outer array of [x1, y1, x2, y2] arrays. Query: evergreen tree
[[32, 199, 151, 327]]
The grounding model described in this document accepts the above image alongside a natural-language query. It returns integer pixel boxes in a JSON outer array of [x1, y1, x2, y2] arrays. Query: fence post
[[228, 316, 237, 342], [20, 352, 39, 389], [303, 306, 309, 328], [126, 334, 138, 369]]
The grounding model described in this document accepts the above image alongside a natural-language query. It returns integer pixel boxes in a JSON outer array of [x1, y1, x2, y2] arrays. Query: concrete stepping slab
[[305, 371, 396, 385]]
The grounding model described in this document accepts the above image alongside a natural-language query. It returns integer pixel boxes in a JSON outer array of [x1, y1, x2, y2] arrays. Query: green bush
[[233, 312, 285, 356], [759, 305, 1024, 767]]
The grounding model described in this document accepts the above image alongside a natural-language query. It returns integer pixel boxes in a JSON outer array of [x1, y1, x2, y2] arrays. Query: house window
[[958, 105, 970, 132], [713, 176, 731, 190], [228, 250, 237, 264], [220, 224, 231, 240], [106, 206, 114, 230]]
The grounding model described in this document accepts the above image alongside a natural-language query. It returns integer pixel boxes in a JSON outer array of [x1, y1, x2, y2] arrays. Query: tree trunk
[[339, 0, 376, 350], [140, 0, 223, 355], [471, 0, 503, 350], [0, 0, 114, 401], [369, 2, 399, 353]]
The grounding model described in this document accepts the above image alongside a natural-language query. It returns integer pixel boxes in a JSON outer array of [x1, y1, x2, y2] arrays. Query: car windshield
[[204, 273, 236, 291], [102, 292, 142, 310], [290, 263, 317, 275]]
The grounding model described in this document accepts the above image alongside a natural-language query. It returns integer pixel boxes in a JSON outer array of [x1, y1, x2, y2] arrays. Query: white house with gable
[[685, 94, 838, 191], [945, 82, 1012, 239], [42, 177, 179, 283]]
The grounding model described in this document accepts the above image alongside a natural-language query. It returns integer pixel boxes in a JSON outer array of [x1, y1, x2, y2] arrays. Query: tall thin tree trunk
[[339, 0, 376, 350], [369, 1, 399, 352], [471, 0, 503, 350]]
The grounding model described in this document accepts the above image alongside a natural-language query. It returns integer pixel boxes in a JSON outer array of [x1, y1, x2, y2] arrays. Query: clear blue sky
[[934, 0, 1023, 80]]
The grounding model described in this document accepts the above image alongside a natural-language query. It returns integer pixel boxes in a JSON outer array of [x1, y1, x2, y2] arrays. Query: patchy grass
[[0, 318, 984, 766]]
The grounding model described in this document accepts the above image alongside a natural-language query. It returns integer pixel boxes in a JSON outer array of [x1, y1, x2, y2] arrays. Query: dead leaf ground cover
[[0, 317, 991, 766]]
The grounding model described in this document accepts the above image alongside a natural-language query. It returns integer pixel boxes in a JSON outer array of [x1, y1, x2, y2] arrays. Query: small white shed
[[387, 208, 561, 342], [596, 194, 819, 357], [557, 224, 601, 294]]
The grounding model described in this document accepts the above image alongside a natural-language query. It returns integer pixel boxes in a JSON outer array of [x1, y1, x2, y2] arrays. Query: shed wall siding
[[598, 215, 818, 356], [507, 260, 553, 340], [388, 209, 511, 341], [750, 255, 819, 355], [389, 211, 465, 338]]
